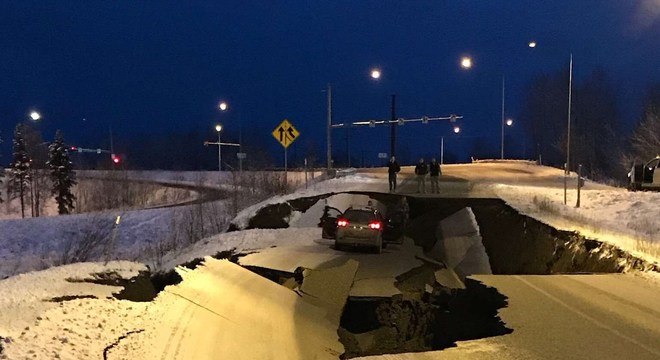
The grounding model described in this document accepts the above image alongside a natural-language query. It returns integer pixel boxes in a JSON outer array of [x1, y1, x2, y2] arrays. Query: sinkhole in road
[[235, 191, 658, 274], [338, 276, 512, 358]]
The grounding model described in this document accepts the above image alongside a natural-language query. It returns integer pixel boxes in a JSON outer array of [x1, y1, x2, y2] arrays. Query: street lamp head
[[215, 124, 223, 132], [219, 102, 228, 111], [506, 118, 513, 126], [460, 56, 472, 69], [370, 68, 381, 80], [453, 126, 461, 134], [29, 111, 41, 121], [528, 41, 537, 48]]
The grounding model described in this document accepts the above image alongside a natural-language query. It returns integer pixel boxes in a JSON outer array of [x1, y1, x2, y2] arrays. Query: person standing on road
[[429, 158, 441, 194], [387, 156, 401, 192], [414, 158, 428, 193]]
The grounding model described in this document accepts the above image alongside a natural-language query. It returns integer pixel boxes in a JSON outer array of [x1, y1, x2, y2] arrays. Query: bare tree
[[521, 68, 624, 179], [627, 85, 660, 163]]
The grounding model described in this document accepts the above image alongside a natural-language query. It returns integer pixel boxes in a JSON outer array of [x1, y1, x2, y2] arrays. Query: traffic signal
[[111, 154, 121, 165]]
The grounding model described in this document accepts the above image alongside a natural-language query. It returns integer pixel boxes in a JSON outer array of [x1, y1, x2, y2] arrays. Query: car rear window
[[343, 209, 376, 224]]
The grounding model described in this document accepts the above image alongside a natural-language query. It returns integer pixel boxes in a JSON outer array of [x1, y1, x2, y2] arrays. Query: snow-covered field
[[0, 170, 324, 279]]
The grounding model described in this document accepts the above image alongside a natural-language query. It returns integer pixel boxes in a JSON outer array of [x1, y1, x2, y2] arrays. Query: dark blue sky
[[1, 1, 659, 166]]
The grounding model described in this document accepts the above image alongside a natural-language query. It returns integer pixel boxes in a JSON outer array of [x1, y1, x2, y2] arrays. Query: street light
[[215, 124, 223, 171], [29, 111, 41, 121], [368, 67, 398, 160], [528, 41, 537, 48], [219, 101, 228, 111], [506, 118, 513, 126], [441, 125, 462, 165], [460, 58, 509, 160], [460, 56, 472, 69]]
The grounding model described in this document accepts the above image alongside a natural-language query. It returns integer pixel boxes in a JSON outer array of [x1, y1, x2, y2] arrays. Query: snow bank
[[0, 261, 145, 335]]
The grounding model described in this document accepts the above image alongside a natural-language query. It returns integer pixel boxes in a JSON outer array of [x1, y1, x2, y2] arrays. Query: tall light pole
[[441, 125, 461, 164], [369, 68, 397, 159], [27, 110, 42, 217], [564, 53, 573, 205], [215, 124, 222, 171], [326, 83, 332, 171], [566, 53, 573, 174], [500, 76, 505, 159], [217, 101, 228, 171]]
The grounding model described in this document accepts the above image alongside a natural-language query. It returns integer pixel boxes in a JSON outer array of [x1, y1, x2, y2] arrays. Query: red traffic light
[[111, 154, 121, 165]]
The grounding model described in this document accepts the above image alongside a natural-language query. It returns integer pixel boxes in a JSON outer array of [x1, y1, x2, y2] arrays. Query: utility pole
[[563, 54, 573, 205], [345, 123, 350, 167], [566, 53, 573, 174], [390, 94, 396, 158], [217, 129, 222, 171], [327, 83, 332, 170], [238, 114, 243, 172], [500, 75, 505, 160], [440, 136, 444, 165]]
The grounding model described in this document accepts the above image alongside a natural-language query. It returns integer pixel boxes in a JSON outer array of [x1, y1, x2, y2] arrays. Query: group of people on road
[[414, 157, 441, 194], [387, 156, 442, 194]]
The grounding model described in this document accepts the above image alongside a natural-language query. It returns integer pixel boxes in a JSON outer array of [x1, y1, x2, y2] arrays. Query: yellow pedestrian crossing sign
[[272, 119, 300, 148]]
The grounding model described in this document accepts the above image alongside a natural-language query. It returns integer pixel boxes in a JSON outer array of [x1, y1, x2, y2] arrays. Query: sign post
[[272, 119, 300, 189]]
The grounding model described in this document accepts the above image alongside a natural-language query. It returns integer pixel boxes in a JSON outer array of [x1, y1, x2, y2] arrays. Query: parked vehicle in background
[[628, 155, 660, 191], [335, 206, 385, 253]]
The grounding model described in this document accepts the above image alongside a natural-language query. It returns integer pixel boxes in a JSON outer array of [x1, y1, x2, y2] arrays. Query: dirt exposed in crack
[[48, 294, 98, 302], [338, 274, 512, 358], [65, 270, 156, 302], [102, 329, 144, 360], [405, 197, 659, 274]]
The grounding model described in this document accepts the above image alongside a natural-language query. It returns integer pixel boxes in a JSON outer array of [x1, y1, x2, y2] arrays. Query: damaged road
[[3, 188, 660, 359]]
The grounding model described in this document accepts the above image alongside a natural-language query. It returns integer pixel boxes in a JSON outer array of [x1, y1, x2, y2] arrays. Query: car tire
[[334, 241, 342, 251]]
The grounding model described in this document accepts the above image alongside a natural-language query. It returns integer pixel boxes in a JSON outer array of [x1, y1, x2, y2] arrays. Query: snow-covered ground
[[0, 170, 322, 279], [77, 169, 323, 189]]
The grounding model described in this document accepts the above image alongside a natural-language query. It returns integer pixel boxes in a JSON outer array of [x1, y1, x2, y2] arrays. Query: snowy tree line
[[0, 123, 76, 217]]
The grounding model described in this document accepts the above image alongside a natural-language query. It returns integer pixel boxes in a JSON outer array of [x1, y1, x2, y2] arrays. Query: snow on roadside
[[0, 261, 145, 333], [491, 183, 660, 265]]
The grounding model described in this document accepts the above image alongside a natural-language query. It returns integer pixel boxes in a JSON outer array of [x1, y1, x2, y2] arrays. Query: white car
[[335, 207, 385, 254]]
